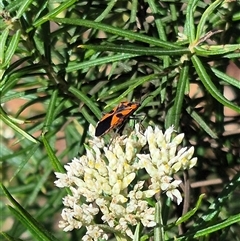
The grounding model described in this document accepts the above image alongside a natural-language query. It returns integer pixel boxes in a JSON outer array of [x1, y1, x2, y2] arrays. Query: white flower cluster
[[55, 124, 197, 240]]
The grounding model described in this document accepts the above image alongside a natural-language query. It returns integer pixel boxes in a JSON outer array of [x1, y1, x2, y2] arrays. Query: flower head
[[55, 124, 197, 240]]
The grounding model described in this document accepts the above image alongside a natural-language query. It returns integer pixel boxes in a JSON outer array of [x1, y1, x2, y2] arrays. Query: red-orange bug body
[[95, 101, 140, 137]]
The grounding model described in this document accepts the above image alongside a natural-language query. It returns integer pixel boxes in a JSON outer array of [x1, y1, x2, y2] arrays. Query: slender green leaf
[[80, 44, 190, 56], [186, 0, 199, 42], [0, 107, 38, 143], [0, 30, 21, 69], [154, 201, 164, 241], [15, 0, 34, 19], [105, 74, 158, 109], [69, 86, 101, 119], [1, 56, 31, 77], [147, 0, 167, 41], [10, 143, 40, 182], [211, 67, 240, 89], [177, 173, 240, 241], [194, 213, 240, 238], [41, 133, 65, 173], [133, 223, 141, 241], [129, 0, 138, 24], [80, 106, 97, 126], [195, 44, 240, 56], [32, 0, 77, 29], [165, 62, 189, 129], [0, 232, 15, 241], [94, 0, 116, 22], [0, 28, 9, 65], [27, 164, 52, 205], [1, 64, 46, 95], [52, 18, 180, 49], [13, 93, 48, 117], [195, 0, 224, 41], [43, 89, 59, 132], [191, 55, 240, 113], [99, 76, 146, 100], [66, 53, 139, 73], [0, 184, 58, 241], [201, 173, 240, 222], [176, 212, 240, 241], [186, 106, 218, 139], [176, 194, 205, 225], [223, 52, 240, 58]]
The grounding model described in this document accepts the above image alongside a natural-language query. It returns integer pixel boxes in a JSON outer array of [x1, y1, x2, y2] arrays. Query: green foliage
[[1, 0, 240, 240]]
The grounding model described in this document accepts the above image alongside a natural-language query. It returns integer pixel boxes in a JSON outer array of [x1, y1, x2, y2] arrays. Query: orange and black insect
[[95, 101, 140, 137]]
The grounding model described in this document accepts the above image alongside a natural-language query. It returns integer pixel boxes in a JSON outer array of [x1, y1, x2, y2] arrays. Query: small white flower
[[166, 187, 183, 205], [54, 173, 71, 188], [55, 124, 197, 240], [83, 225, 108, 241]]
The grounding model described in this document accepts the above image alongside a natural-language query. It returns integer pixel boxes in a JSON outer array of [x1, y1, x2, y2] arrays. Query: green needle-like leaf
[[191, 55, 240, 113]]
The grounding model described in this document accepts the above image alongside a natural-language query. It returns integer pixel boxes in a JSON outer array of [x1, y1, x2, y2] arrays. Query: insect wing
[[95, 105, 121, 137], [95, 114, 114, 137]]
